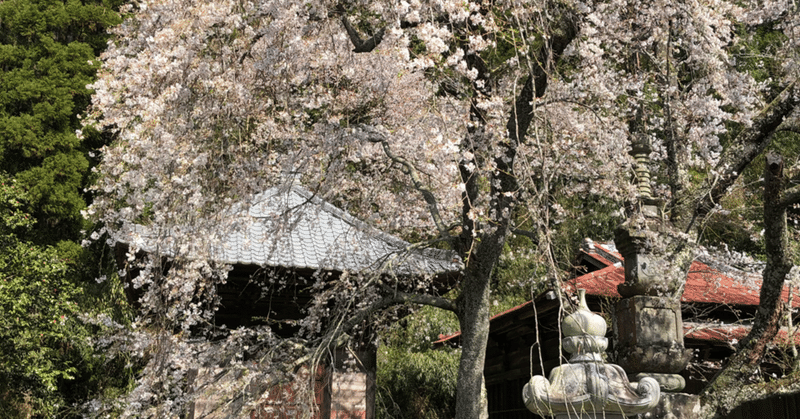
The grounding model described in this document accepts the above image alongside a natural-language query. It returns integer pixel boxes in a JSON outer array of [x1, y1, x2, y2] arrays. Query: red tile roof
[[581, 249, 619, 268], [565, 265, 624, 297], [567, 247, 799, 307], [564, 260, 779, 306], [436, 244, 800, 345], [684, 322, 800, 345]]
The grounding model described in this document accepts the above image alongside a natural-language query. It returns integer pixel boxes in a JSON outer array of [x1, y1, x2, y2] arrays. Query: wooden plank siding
[[481, 297, 565, 419]]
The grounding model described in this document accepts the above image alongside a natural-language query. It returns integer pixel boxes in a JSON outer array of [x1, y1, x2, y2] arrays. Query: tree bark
[[699, 152, 795, 417], [452, 6, 578, 417], [454, 248, 496, 419], [745, 152, 793, 363], [453, 41, 503, 414]]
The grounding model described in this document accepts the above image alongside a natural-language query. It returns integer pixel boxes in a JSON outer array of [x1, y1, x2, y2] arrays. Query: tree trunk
[[698, 152, 795, 418], [450, 7, 579, 417], [454, 260, 494, 419]]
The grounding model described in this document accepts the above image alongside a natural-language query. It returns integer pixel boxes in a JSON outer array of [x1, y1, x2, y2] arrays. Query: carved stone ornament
[[522, 290, 660, 418]]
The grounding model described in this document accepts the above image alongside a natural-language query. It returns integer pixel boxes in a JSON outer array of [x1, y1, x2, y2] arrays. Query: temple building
[[116, 183, 462, 419]]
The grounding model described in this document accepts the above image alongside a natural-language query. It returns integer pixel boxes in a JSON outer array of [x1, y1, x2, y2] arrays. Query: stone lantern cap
[[522, 289, 660, 418]]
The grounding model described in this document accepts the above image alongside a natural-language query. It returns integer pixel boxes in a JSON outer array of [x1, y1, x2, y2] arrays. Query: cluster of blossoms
[[85, 0, 796, 415]]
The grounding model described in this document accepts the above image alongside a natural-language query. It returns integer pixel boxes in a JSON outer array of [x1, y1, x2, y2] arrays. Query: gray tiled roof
[[123, 185, 462, 276]]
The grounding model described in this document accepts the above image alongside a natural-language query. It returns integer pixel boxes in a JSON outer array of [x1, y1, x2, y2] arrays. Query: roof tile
[[121, 185, 462, 276]]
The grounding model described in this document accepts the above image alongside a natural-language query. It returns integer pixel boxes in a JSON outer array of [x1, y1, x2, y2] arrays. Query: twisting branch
[[780, 186, 800, 208], [776, 108, 800, 135], [511, 228, 540, 243], [391, 289, 458, 311], [690, 79, 799, 229], [778, 126, 800, 135], [376, 278, 458, 312], [302, 280, 457, 366], [351, 125, 453, 240], [781, 184, 800, 208], [338, 5, 385, 53]]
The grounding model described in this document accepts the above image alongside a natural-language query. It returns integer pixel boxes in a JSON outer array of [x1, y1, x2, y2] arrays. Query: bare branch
[[339, 10, 385, 53], [778, 126, 800, 135], [781, 184, 800, 208], [690, 79, 799, 228], [352, 125, 453, 240], [306, 284, 456, 362], [776, 107, 800, 135], [389, 289, 458, 312], [511, 228, 540, 243]]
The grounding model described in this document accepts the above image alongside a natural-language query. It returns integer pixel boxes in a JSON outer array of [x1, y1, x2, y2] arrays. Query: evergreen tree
[[0, 0, 120, 243]]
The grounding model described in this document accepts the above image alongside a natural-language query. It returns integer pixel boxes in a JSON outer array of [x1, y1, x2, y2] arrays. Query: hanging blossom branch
[[508, 3, 579, 145], [350, 124, 453, 240]]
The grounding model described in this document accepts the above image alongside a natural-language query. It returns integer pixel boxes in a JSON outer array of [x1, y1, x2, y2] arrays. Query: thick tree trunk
[[698, 152, 795, 418], [745, 152, 792, 363], [454, 257, 494, 419]]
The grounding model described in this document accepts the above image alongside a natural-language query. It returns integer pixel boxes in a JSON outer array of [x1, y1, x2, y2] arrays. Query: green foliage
[[0, 2, 134, 415], [0, 0, 121, 242], [494, 240, 546, 308], [481, 9, 535, 72], [377, 345, 459, 419], [732, 21, 787, 93], [549, 194, 621, 272], [702, 130, 800, 257], [0, 174, 134, 418], [377, 305, 459, 419], [383, 305, 460, 351], [0, 175, 79, 416]]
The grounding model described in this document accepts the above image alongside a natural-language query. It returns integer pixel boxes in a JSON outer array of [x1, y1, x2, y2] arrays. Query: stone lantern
[[522, 289, 660, 418]]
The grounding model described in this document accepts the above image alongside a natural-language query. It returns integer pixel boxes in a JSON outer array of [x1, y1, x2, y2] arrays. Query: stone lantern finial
[[522, 289, 660, 418]]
